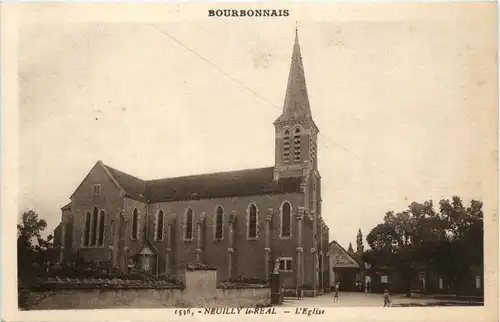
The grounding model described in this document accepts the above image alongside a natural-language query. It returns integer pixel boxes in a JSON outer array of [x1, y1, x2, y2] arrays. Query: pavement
[[281, 292, 483, 307]]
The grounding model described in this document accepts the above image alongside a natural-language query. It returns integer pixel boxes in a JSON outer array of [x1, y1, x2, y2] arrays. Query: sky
[[17, 3, 497, 248]]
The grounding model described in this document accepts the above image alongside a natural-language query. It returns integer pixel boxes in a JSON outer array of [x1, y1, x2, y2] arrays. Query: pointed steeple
[[273, 27, 319, 180], [276, 28, 312, 122]]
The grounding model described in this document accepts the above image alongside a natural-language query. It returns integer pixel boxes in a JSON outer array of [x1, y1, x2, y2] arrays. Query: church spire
[[273, 27, 318, 180], [276, 28, 312, 122]]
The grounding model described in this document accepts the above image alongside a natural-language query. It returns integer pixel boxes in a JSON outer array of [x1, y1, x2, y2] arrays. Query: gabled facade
[[56, 30, 330, 291], [328, 241, 363, 291]]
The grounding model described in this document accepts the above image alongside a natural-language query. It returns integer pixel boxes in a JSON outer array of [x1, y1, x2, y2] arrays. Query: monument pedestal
[[270, 273, 283, 305]]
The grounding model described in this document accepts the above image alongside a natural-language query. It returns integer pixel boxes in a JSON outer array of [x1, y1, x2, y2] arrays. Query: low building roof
[[328, 240, 361, 269]]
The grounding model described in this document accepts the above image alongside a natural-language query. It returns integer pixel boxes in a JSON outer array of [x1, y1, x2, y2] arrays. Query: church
[[55, 30, 331, 292]]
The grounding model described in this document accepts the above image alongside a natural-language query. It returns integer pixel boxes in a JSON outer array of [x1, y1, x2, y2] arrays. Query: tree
[[366, 210, 418, 297], [347, 242, 354, 253], [356, 229, 364, 253], [18, 210, 47, 245], [430, 197, 483, 297], [17, 210, 55, 280], [366, 197, 483, 297]]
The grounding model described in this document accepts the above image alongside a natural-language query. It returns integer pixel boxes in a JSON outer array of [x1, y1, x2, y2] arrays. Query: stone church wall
[[148, 192, 304, 282], [59, 165, 319, 289], [302, 218, 314, 287], [124, 197, 149, 255], [68, 163, 125, 262]]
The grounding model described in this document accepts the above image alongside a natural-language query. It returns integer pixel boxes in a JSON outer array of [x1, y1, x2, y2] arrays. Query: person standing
[[296, 284, 303, 300], [333, 282, 340, 303], [383, 289, 391, 307]]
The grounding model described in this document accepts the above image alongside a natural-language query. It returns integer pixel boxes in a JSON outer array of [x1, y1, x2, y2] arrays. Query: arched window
[[98, 210, 105, 246], [283, 129, 290, 163], [281, 202, 291, 237], [215, 206, 224, 240], [132, 208, 139, 239], [248, 204, 258, 239], [90, 206, 98, 246], [156, 210, 164, 241], [293, 128, 301, 162], [84, 211, 91, 246], [185, 208, 194, 240]]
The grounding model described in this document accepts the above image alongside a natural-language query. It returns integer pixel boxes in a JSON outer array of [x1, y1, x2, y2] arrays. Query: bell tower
[[272, 28, 323, 292], [274, 28, 319, 181]]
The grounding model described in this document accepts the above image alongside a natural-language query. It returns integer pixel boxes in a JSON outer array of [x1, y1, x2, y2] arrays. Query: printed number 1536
[[175, 309, 194, 316]]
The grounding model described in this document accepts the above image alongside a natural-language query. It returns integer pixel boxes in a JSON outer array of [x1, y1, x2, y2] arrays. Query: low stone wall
[[25, 287, 270, 309], [190, 288, 270, 308], [25, 288, 183, 309], [22, 269, 271, 310], [283, 288, 317, 298]]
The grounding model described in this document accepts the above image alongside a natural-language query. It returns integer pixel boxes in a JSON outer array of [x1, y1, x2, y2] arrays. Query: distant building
[[328, 241, 363, 291], [329, 238, 484, 296], [361, 250, 484, 295], [54, 30, 330, 292], [363, 263, 483, 295]]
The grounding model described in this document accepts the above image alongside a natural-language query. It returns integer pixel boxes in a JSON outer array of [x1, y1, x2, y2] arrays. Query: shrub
[[228, 275, 268, 285], [23, 258, 184, 289], [185, 262, 215, 271], [217, 275, 269, 289], [157, 273, 183, 285]]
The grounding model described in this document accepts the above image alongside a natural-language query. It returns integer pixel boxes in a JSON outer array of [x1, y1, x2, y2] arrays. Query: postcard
[[1, 2, 498, 322]]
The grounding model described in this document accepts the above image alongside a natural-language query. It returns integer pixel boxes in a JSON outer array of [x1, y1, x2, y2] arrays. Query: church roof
[[53, 223, 62, 246], [103, 164, 147, 201], [100, 163, 302, 203], [276, 29, 312, 123], [145, 167, 302, 203]]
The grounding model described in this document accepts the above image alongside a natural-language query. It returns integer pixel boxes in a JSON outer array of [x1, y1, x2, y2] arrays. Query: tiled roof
[[366, 265, 396, 272], [53, 223, 62, 246], [103, 164, 147, 201], [328, 240, 362, 268], [102, 163, 303, 203], [145, 167, 302, 203]]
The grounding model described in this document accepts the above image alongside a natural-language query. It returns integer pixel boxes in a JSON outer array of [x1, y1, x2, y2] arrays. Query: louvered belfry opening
[[284, 130, 291, 163], [293, 128, 301, 162]]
